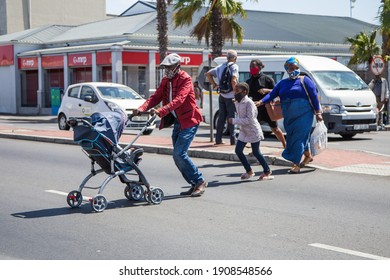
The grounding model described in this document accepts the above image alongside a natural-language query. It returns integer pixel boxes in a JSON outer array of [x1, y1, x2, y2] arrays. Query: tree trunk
[[210, 6, 223, 59], [157, 0, 168, 63]]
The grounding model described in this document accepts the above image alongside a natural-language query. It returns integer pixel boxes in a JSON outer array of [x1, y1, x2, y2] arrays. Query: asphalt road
[[0, 138, 389, 260]]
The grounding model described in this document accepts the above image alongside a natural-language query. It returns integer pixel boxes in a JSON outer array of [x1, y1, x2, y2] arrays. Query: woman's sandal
[[258, 171, 274, 181], [241, 172, 254, 180], [300, 156, 313, 168], [288, 165, 301, 174]]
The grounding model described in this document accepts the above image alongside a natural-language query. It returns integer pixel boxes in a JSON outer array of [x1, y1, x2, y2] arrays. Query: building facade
[[0, 0, 106, 35]]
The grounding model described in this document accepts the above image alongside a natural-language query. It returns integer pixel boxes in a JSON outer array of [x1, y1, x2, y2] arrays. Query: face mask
[[164, 64, 180, 79], [250, 67, 260, 76], [287, 69, 300, 79], [234, 93, 245, 102]]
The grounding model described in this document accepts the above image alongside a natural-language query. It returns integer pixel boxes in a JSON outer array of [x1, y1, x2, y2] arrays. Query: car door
[[77, 85, 97, 116]]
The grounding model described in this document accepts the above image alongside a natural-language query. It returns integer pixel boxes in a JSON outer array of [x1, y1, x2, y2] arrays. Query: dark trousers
[[216, 95, 236, 144]]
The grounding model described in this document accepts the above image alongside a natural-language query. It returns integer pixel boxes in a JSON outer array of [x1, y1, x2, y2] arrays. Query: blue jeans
[[235, 140, 270, 174], [216, 95, 236, 144], [172, 121, 204, 185]]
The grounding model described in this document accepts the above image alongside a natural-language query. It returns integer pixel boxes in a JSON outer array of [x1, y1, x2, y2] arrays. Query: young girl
[[229, 82, 274, 181]]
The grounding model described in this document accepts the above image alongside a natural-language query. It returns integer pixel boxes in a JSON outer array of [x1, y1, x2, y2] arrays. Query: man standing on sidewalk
[[206, 49, 239, 145], [133, 53, 207, 197]]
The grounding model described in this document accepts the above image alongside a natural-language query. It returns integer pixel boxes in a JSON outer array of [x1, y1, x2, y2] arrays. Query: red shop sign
[[96, 52, 112, 65], [68, 53, 92, 66], [0, 45, 14, 66], [18, 57, 38, 69], [42, 55, 64, 68], [155, 53, 203, 66], [122, 52, 148, 64]]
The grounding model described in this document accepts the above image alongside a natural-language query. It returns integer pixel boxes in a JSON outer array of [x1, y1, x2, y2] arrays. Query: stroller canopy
[[74, 110, 126, 145]]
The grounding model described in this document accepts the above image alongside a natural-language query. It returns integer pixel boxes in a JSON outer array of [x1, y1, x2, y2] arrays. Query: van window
[[311, 71, 369, 90], [68, 86, 80, 98], [239, 71, 284, 83]]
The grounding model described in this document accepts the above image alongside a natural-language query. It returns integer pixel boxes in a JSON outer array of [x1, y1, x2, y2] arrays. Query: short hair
[[226, 49, 237, 59], [236, 82, 249, 93], [250, 59, 264, 69]]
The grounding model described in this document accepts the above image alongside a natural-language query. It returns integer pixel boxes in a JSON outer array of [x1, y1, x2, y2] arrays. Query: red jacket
[[138, 70, 203, 130]]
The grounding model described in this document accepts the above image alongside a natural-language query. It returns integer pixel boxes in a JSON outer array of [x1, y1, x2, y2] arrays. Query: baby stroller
[[66, 110, 163, 212]]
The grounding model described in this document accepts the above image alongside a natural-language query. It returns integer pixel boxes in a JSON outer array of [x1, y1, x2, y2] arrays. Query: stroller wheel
[[124, 184, 144, 201], [91, 195, 108, 212], [148, 187, 164, 205], [67, 190, 83, 208]]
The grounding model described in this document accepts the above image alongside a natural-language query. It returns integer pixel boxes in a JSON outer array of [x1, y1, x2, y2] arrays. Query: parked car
[[57, 82, 155, 134]]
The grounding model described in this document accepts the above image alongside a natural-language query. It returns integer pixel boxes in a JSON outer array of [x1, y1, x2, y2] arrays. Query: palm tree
[[378, 0, 390, 60], [346, 30, 381, 67], [157, 0, 169, 63], [172, 0, 250, 59]]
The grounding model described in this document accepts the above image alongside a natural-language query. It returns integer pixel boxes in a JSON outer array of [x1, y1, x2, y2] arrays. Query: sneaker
[[241, 172, 254, 180], [258, 171, 274, 180], [191, 181, 207, 197]]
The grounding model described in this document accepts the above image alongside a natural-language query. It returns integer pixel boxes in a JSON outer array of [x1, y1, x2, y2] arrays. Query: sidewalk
[[0, 114, 390, 176]]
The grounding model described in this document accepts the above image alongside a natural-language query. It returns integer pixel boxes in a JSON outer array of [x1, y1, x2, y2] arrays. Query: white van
[[57, 82, 156, 134], [200, 55, 377, 139]]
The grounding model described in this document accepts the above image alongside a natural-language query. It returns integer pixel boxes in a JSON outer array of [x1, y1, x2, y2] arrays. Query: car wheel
[[339, 132, 357, 139], [58, 113, 70, 130], [142, 129, 153, 135]]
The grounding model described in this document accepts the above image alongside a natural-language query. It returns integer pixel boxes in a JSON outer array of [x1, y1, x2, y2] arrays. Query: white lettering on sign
[[181, 56, 191, 65], [22, 59, 35, 67], [73, 56, 87, 65]]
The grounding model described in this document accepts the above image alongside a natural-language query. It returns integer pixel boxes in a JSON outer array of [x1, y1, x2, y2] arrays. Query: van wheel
[[143, 129, 153, 135], [339, 132, 356, 139], [213, 111, 229, 135], [58, 114, 70, 130]]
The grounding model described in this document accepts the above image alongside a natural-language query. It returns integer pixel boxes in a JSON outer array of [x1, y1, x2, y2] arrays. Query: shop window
[[138, 66, 146, 96]]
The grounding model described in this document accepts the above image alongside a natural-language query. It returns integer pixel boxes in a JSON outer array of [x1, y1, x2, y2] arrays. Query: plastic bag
[[310, 121, 328, 156]]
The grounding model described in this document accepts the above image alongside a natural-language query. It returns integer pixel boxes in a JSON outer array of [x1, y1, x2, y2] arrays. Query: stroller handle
[[128, 111, 157, 126]]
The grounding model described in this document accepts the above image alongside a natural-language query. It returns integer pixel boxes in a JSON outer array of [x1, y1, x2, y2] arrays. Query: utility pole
[[350, 0, 356, 18]]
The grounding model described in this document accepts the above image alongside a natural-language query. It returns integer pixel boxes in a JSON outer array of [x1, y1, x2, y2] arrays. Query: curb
[[0, 132, 291, 167]]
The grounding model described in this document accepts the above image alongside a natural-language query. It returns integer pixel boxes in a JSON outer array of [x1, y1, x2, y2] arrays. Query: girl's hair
[[236, 82, 249, 93]]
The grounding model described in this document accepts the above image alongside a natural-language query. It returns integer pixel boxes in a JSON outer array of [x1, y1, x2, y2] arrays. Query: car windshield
[[311, 71, 369, 90], [97, 86, 143, 100]]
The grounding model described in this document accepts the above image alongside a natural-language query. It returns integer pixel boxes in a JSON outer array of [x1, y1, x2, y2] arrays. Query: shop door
[[72, 67, 92, 83], [24, 70, 38, 106]]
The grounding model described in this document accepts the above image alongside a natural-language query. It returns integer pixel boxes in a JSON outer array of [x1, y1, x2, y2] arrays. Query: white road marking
[[309, 243, 390, 260], [45, 189, 91, 202]]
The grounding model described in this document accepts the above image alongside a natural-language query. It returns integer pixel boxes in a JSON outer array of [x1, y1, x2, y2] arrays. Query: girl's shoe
[[300, 156, 313, 167], [258, 171, 274, 181], [241, 172, 254, 180], [288, 165, 300, 174]]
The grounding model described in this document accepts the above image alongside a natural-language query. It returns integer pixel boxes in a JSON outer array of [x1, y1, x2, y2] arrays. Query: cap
[[160, 53, 181, 66], [284, 57, 299, 71]]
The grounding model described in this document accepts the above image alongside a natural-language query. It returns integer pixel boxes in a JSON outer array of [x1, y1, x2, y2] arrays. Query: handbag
[[161, 112, 175, 128], [265, 99, 283, 121]]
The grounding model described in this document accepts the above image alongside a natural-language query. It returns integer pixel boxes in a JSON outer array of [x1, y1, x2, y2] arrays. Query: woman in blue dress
[[256, 57, 323, 173]]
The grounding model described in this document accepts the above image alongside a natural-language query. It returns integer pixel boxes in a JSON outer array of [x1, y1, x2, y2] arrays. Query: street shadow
[[10, 193, 196, 218]]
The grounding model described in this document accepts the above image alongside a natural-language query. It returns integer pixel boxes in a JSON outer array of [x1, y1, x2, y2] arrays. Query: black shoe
[[180, 186, 195, 196]]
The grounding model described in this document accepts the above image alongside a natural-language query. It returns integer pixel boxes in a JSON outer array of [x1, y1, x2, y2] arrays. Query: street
[[0, 138, 389, 260]]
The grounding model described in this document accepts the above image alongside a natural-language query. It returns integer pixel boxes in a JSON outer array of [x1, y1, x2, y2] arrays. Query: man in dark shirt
[[246, 59, 286, 148]]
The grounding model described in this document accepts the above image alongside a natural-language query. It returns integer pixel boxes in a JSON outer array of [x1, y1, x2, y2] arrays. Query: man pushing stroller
[[133, 53, 207, 197]]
